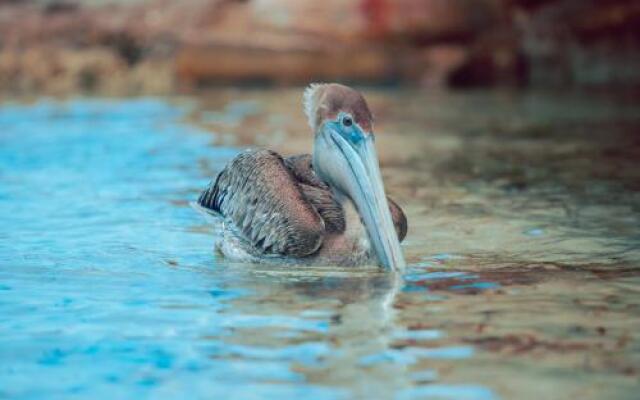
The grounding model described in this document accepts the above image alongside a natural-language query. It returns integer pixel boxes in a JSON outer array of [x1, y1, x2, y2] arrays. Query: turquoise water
[[0, 96, 638, 399], [0, 99, 265, 398]]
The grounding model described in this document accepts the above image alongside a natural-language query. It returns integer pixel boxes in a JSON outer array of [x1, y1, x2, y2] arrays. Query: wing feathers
[[198, 150, 325, 257]]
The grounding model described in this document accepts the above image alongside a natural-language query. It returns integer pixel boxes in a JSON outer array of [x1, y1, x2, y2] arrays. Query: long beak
[[327, 131, 406, 272]]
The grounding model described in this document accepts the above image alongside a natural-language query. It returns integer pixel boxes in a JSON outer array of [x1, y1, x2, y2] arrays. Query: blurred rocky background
[[0, 0, 639, 95]]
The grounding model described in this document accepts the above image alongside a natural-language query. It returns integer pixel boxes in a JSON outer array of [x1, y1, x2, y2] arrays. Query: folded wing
[[198, 150, 325, 257]]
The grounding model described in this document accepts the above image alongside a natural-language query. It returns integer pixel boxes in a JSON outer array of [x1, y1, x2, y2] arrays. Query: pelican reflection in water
[[197, 83, 407, 271]]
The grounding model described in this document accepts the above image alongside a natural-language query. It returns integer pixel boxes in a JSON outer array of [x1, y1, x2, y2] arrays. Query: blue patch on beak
[[331, 113, 365, 145], [348, 128, 364, 143]]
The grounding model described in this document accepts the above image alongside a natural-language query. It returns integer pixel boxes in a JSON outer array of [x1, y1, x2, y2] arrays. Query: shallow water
[[0, 91, 639, 399]]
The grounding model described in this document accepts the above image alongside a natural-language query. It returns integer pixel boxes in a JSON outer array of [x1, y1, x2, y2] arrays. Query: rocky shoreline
[[1, 0, 638, 95]]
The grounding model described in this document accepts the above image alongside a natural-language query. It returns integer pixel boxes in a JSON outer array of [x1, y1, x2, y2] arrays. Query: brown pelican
[[197, 83, 407, 271]]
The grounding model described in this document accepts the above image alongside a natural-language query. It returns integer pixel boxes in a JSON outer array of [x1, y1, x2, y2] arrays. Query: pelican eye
[[342, 116, 353, 127]]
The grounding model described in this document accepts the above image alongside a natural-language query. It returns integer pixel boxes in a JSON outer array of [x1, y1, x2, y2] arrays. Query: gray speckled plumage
[[198, 149, 407, 263]]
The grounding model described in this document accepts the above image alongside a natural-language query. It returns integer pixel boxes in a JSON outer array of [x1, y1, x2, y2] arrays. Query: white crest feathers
[[303, 83, 325, 129]]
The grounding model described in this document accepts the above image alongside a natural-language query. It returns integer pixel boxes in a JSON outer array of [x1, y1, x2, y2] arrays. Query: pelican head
[[304, 83, 406, 272]]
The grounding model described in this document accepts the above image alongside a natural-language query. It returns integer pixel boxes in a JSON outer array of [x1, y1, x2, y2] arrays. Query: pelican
[[197, 83, 407, 271]]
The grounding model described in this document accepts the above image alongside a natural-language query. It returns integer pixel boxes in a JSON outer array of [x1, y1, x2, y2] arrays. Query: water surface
[[0, 91, 639, 399]]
